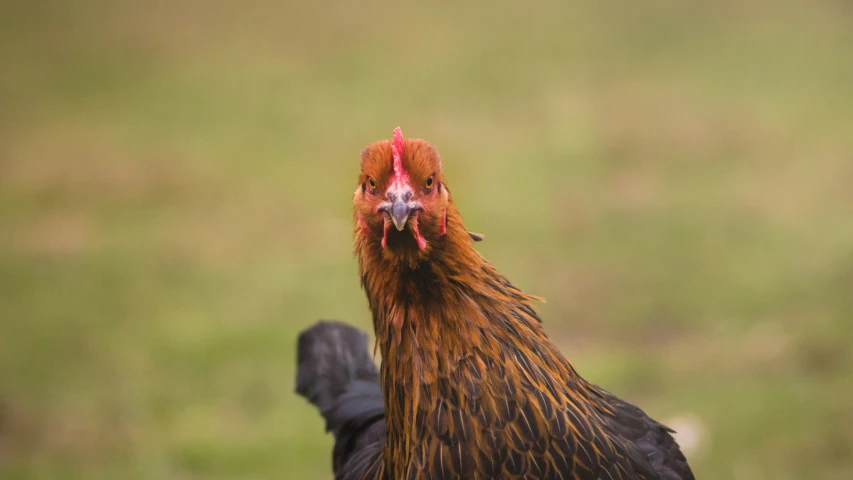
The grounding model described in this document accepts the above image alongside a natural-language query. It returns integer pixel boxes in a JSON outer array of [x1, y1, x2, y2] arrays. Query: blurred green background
[[1, 1, 852, 479]]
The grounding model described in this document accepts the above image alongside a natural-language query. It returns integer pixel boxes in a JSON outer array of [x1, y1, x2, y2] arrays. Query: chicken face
[[354, 127, 449, 254]]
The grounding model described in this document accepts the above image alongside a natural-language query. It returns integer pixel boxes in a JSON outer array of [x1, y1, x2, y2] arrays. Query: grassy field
[[1, 1, 852, 478]]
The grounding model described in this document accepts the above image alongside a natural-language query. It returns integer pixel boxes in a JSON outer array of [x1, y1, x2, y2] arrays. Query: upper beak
[[389, 195, 412, 231]]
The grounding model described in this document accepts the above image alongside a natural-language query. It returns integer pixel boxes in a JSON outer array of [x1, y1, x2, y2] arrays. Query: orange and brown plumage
[[296, 128, 694, 479]]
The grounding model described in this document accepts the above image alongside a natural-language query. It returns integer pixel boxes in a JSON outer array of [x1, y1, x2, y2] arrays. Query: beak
[[389, 194, 412, 231]]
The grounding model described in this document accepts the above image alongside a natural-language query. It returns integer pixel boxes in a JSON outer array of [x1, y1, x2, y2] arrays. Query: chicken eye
[[425, 176, 434, 189], [367, 178, 376, 190]]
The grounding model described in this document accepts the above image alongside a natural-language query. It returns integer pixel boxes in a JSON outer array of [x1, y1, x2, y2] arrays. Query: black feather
[[295, 320, 385, 475]]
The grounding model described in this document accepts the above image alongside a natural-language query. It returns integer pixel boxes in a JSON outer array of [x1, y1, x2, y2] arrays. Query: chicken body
[[296, 128, 694, 479]]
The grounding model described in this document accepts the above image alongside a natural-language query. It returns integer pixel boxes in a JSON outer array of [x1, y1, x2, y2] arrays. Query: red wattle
[[411, 212, 428, 251], [381, 219, 390, 249]]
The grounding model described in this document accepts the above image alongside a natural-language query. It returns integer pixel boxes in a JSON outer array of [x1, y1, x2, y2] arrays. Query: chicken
[[296, 127, 695, 479]]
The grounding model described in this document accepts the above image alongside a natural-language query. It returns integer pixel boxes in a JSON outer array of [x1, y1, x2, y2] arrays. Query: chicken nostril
[[387, 189, 414, 202]]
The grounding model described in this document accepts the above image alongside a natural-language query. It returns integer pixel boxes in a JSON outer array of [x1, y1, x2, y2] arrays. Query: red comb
[[391, 127, 404, 176]]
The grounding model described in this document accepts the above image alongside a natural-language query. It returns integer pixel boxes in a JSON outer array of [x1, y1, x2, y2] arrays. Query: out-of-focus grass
[[1, 1, 852, 478]]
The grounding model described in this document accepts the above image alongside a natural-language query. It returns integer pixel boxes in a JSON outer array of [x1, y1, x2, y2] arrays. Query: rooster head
[[353, 127, 451, 256]]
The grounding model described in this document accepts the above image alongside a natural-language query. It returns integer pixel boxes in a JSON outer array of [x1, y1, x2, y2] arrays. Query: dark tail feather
[[295, 320, 385, 474]]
